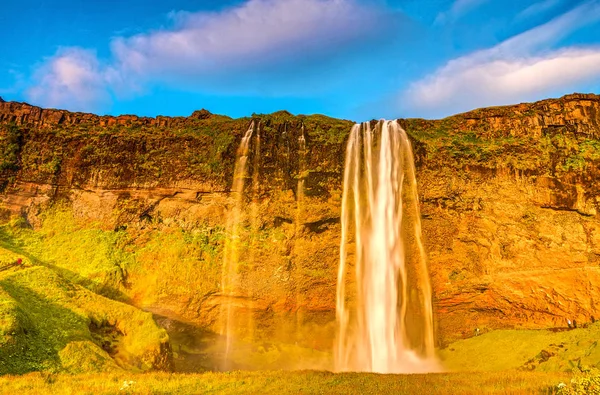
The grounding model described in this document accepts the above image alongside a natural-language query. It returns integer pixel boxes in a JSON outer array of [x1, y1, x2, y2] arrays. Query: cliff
[[1, 94, 599, 364]]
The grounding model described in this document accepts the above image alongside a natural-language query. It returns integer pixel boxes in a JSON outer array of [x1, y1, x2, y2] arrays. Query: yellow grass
[[0, 370, 570, 395]]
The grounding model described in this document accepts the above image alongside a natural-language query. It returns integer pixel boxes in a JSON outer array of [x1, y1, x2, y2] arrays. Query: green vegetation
[[298, 114, 352, 145], [549, 136, 600, 172], [0, 265, 169, 375], [0, 124, 22, 172], [251, 110, 352, 142], [0, 213, 133, 300], [404, 115, 600, 176], [0, 123, 23, 191], [440, 323, 600, 372], [132, 224, 223, 298], [0, 207, 228, 375], [557, 366, 600, 394], [0, 206, 226, 301], [0, 370, 571, 394], [10, 111, 352, 190], [405, 119, 545, 171]]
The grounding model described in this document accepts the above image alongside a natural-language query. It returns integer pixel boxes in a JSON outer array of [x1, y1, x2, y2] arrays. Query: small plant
[[556, 366, 600, 394]]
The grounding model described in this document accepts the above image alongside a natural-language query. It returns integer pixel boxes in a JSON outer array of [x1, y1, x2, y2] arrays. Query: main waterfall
[[335, 120, 439, 373]]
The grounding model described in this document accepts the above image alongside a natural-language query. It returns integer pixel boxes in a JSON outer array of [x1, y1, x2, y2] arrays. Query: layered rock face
[[0, 94, 599, 351], [409, 94, 600, 342]]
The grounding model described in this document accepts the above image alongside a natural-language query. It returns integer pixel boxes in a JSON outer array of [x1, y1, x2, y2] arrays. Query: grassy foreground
[[440, 322, 600, 373], [0, 370, 571, 395]]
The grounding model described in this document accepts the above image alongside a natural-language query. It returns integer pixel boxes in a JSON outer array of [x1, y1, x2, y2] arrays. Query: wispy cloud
[[25, 0, 386, 112], [405, 1, 600, 117], [435, 0, 489, 24], [516, 0, 563, 20], [112, 0, 382, 75], [27, 48, 111, 112]]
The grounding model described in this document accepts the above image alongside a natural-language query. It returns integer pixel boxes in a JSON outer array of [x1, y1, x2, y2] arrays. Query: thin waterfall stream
[[219, 121, 255, 368]]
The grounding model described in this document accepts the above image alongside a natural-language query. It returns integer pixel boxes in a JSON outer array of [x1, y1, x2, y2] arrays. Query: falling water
[[335, 120, 439, 373], [219, 121, 255, 367], [249, 122, 262, 268], [297, 126, 306, 205], [295, 125, 307, 331]]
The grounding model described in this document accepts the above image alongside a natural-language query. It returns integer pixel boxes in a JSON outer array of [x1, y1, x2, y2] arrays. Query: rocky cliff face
[[408, 94, 600, 342], [1, 94, 599, 356]]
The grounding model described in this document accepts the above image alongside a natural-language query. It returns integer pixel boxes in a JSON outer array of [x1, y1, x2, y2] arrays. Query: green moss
[[0, 209, 132, 299], [133, 226, 223, 296], [0, 124, 22, 172], [558, 139, 600, 172], [0, 266, 169, 375], [58, 341, 121, 374], [404, 113, 600, 177], [0, 207, 225, 324]]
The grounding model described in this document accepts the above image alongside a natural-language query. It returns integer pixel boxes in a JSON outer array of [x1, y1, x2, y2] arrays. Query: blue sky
[[1, 0, 600, 120]]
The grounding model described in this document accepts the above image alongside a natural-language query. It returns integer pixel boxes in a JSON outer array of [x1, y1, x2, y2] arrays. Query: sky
[[1, 0, 600, 121]]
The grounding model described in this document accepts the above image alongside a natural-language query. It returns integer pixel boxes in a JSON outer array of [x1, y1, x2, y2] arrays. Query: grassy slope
[[0, 370, 571, 395], [0, 212, 133, 300], [0, 207, 224, 301], [0, 264, 169, 374], [440, 323, 600, 372]]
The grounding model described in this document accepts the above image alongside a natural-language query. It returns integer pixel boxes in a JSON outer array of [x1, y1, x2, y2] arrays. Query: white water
[[220, 121, 255, 367], [335, 120, 439, 373], [297, 126, 306, 205], [295, 126, 307, 332]]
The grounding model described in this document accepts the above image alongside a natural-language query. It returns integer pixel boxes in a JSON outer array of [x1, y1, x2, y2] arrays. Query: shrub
[[557, 366, 600, 395]]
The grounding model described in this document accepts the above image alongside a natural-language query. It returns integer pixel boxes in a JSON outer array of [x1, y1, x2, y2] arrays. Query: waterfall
[[297, 125, 306, 205], [295, 125, 307, 332], [219, 121, 255, 368], [335, 120, 439, 373]]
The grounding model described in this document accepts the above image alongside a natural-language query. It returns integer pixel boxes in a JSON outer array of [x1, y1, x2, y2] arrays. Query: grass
[[440, 323, 600, 372], [0, 207, 225, 305], [131, 225, 223, 300], [0, 265, 169, 375], [0, 212, 132, 300], [0, 370, 572, 394]]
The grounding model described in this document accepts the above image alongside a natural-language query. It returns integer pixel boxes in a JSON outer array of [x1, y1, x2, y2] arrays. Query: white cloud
[[435, 0, 488, 24], [25, 0, 384, 112], [406, 49, 600, 115], [111, 0, 381, 76], [26, 48, 111, 112], [405, 1, 600, 117], [516, 0, 563, 20], [496, 1, 599, 55]]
